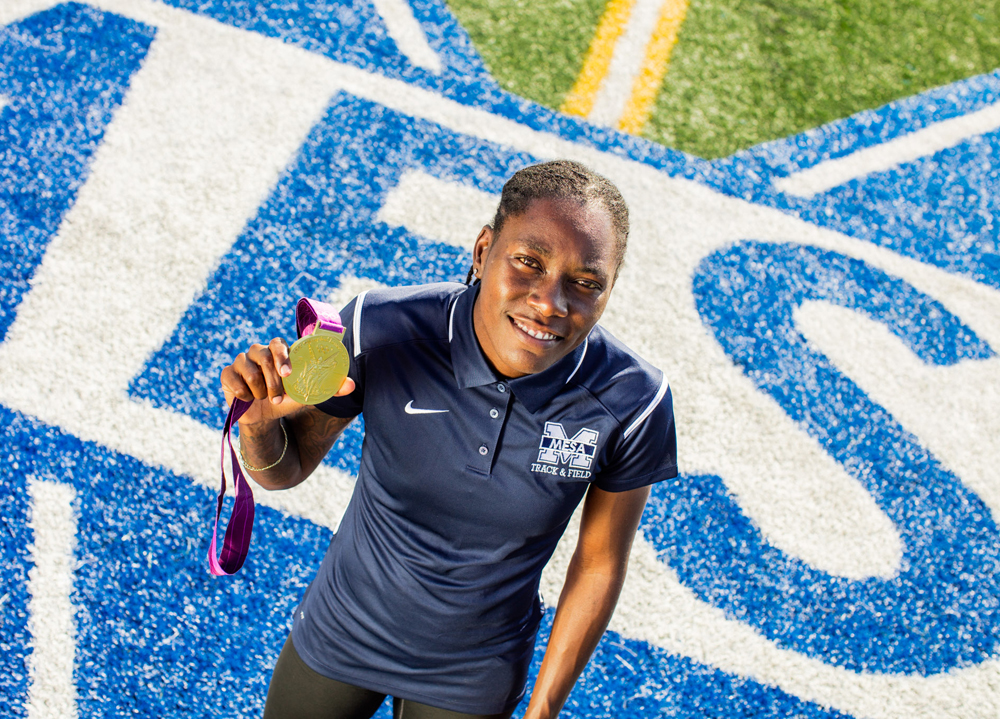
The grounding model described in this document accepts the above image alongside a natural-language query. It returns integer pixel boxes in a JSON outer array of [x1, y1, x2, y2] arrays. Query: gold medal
[[282, 326, 350, 405]]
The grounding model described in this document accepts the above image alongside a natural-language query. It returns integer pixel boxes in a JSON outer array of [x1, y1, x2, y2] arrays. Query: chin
[[494, 321, 574, 376], [506, 349, 562, 377]]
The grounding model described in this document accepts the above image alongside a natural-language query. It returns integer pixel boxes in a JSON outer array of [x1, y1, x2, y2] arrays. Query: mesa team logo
[[533, 422, 599, 478]]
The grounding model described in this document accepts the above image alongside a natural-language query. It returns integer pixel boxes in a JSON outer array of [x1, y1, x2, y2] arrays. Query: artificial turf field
[[451, 0, 1000, 157], [1, 1, 999, 717]]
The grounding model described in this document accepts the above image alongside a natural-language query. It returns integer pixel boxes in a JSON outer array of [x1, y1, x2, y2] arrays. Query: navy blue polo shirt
[[291, 282, 677, 714]]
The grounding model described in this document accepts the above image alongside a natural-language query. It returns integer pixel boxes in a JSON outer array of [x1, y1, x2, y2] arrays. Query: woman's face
[[471, 197, 618, 378]]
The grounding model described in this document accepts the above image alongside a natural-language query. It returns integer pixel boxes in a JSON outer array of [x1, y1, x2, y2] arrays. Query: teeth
[[514, 319, 557, 341]]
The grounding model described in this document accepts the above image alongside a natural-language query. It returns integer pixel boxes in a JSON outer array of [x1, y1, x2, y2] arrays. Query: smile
[[511, 317, 560, 342]]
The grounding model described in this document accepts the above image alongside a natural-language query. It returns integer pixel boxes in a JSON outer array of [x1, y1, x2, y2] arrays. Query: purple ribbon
[[208, 297, 345, 576], [208, 397, 255, 576], [296, 297, 345, 338]]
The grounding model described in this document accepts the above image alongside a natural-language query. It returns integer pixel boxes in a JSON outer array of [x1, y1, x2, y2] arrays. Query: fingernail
[[271, 396, 282, 404]]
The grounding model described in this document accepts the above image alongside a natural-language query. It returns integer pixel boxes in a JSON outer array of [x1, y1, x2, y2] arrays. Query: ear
[[471, 225, 494, 278]]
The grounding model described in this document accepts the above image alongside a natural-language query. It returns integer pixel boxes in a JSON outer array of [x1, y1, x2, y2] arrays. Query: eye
[[516, 255, 542, 270], [575, 279, 603, 292]]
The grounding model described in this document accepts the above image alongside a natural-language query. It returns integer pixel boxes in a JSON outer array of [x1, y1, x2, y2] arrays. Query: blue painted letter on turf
[[640, 240, 1000, 674], [0, 3, 155, 340]]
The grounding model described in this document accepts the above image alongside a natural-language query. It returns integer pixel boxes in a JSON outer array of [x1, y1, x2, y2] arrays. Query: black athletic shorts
[[262, 635, 517, 719]]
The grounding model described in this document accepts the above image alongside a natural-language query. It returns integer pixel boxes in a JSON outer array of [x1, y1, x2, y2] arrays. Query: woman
[[221, 160, 677, 719]]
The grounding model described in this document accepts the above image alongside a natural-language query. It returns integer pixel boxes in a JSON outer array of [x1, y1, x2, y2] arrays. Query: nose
[[527, 276, 569, 318]]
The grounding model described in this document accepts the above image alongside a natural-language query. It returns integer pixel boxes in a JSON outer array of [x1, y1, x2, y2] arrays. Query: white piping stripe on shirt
[[565, 338, 588, 385], [623, 375, 668, 439], [447, 295, 459, 342], [353, 290, 369, 358]]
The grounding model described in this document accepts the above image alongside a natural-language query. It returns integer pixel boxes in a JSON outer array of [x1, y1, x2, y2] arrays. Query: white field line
[[796, 299, 1000, 527], [589, 0, 665, 127], [775, 102, 1000, 197], [26, 478, 79, 719], [542, 517, 1000, 719], [376, 169, 498, 250], [326, 275, 390, 314], [0, 0, 61, 26], [369, 0, 441, 73], [1, 2, 998, 718], [0, 0, 359, 531], [0, 0, 440, 73]]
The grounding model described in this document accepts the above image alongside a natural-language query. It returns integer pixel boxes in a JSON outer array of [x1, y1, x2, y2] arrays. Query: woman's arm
[[236, 405, 354, 490], [522, 483, 651, 719], [220, 337, 356, 490]]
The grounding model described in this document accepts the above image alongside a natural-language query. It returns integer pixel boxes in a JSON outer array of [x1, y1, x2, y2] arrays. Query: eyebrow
[[523, 240, 552, 258], [521, 239, 608, 280]]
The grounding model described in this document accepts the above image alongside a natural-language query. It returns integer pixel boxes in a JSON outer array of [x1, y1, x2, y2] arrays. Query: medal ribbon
[[208, 397, 255, 576], [296, 297, 345, 338], [208, 297, 345, 576]]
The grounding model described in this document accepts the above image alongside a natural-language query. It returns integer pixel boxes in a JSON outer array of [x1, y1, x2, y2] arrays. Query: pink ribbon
[[208, 397, 255, 576], [208, 298, 345, 576], [296, 296, 345, 337]]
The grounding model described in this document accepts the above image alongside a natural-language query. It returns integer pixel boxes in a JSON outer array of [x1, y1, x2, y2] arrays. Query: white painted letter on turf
[[26, 477, 79, 719]]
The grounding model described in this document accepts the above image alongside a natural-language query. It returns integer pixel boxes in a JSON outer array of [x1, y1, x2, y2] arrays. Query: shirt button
[[490, 408, 499, 419], [497, 383, 506, 393], [479, 445, 488, 455]]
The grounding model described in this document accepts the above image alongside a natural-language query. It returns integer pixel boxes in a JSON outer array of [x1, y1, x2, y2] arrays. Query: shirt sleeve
[[594, 385, 677, 492], [314, 294, 365, 418]]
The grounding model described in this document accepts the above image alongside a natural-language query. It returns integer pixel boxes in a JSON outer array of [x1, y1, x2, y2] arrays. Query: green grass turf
[[445, 0, 608, 110], [446, 0, 1000, 159], [645, 0, 1000, 158]]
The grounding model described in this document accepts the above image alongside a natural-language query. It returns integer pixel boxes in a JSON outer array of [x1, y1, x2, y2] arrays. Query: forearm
[[523, 558, 626, 719], [237, 417, 303, 490], [238, 406, 353, 490]]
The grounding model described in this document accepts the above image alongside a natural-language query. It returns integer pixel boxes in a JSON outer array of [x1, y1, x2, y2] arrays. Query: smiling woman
[[220, 160, 677, 719], [469, 161, 629, 378], [472, 198, 614, 378]]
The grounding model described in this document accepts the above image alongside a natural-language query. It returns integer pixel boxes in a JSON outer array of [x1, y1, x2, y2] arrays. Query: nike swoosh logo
[[404, 400, 449, 415]]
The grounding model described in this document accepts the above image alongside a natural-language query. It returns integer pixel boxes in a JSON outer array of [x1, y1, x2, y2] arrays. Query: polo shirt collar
[[449, 283, 591, 414], [450, 284, 497, 390]]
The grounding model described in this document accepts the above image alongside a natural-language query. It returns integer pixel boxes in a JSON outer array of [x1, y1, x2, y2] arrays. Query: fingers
[[220, 338, 354, 409], [219, 339, 290, 406], [256, 340, 289, 404], [220, 353, 258, 404], [335, 377, 356, 397], [270, 337, 292, 378]]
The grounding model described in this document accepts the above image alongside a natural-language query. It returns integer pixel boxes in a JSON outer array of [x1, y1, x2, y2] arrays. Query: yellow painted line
[[618, 0, 689, 134], [560, 0, 637, 118]]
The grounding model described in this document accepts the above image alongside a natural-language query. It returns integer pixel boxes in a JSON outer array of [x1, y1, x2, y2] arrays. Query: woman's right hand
[[219, 337, 355, 427]]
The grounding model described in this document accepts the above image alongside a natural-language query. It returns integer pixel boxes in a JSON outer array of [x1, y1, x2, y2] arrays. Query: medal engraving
[[282, 329, 350, 405]]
